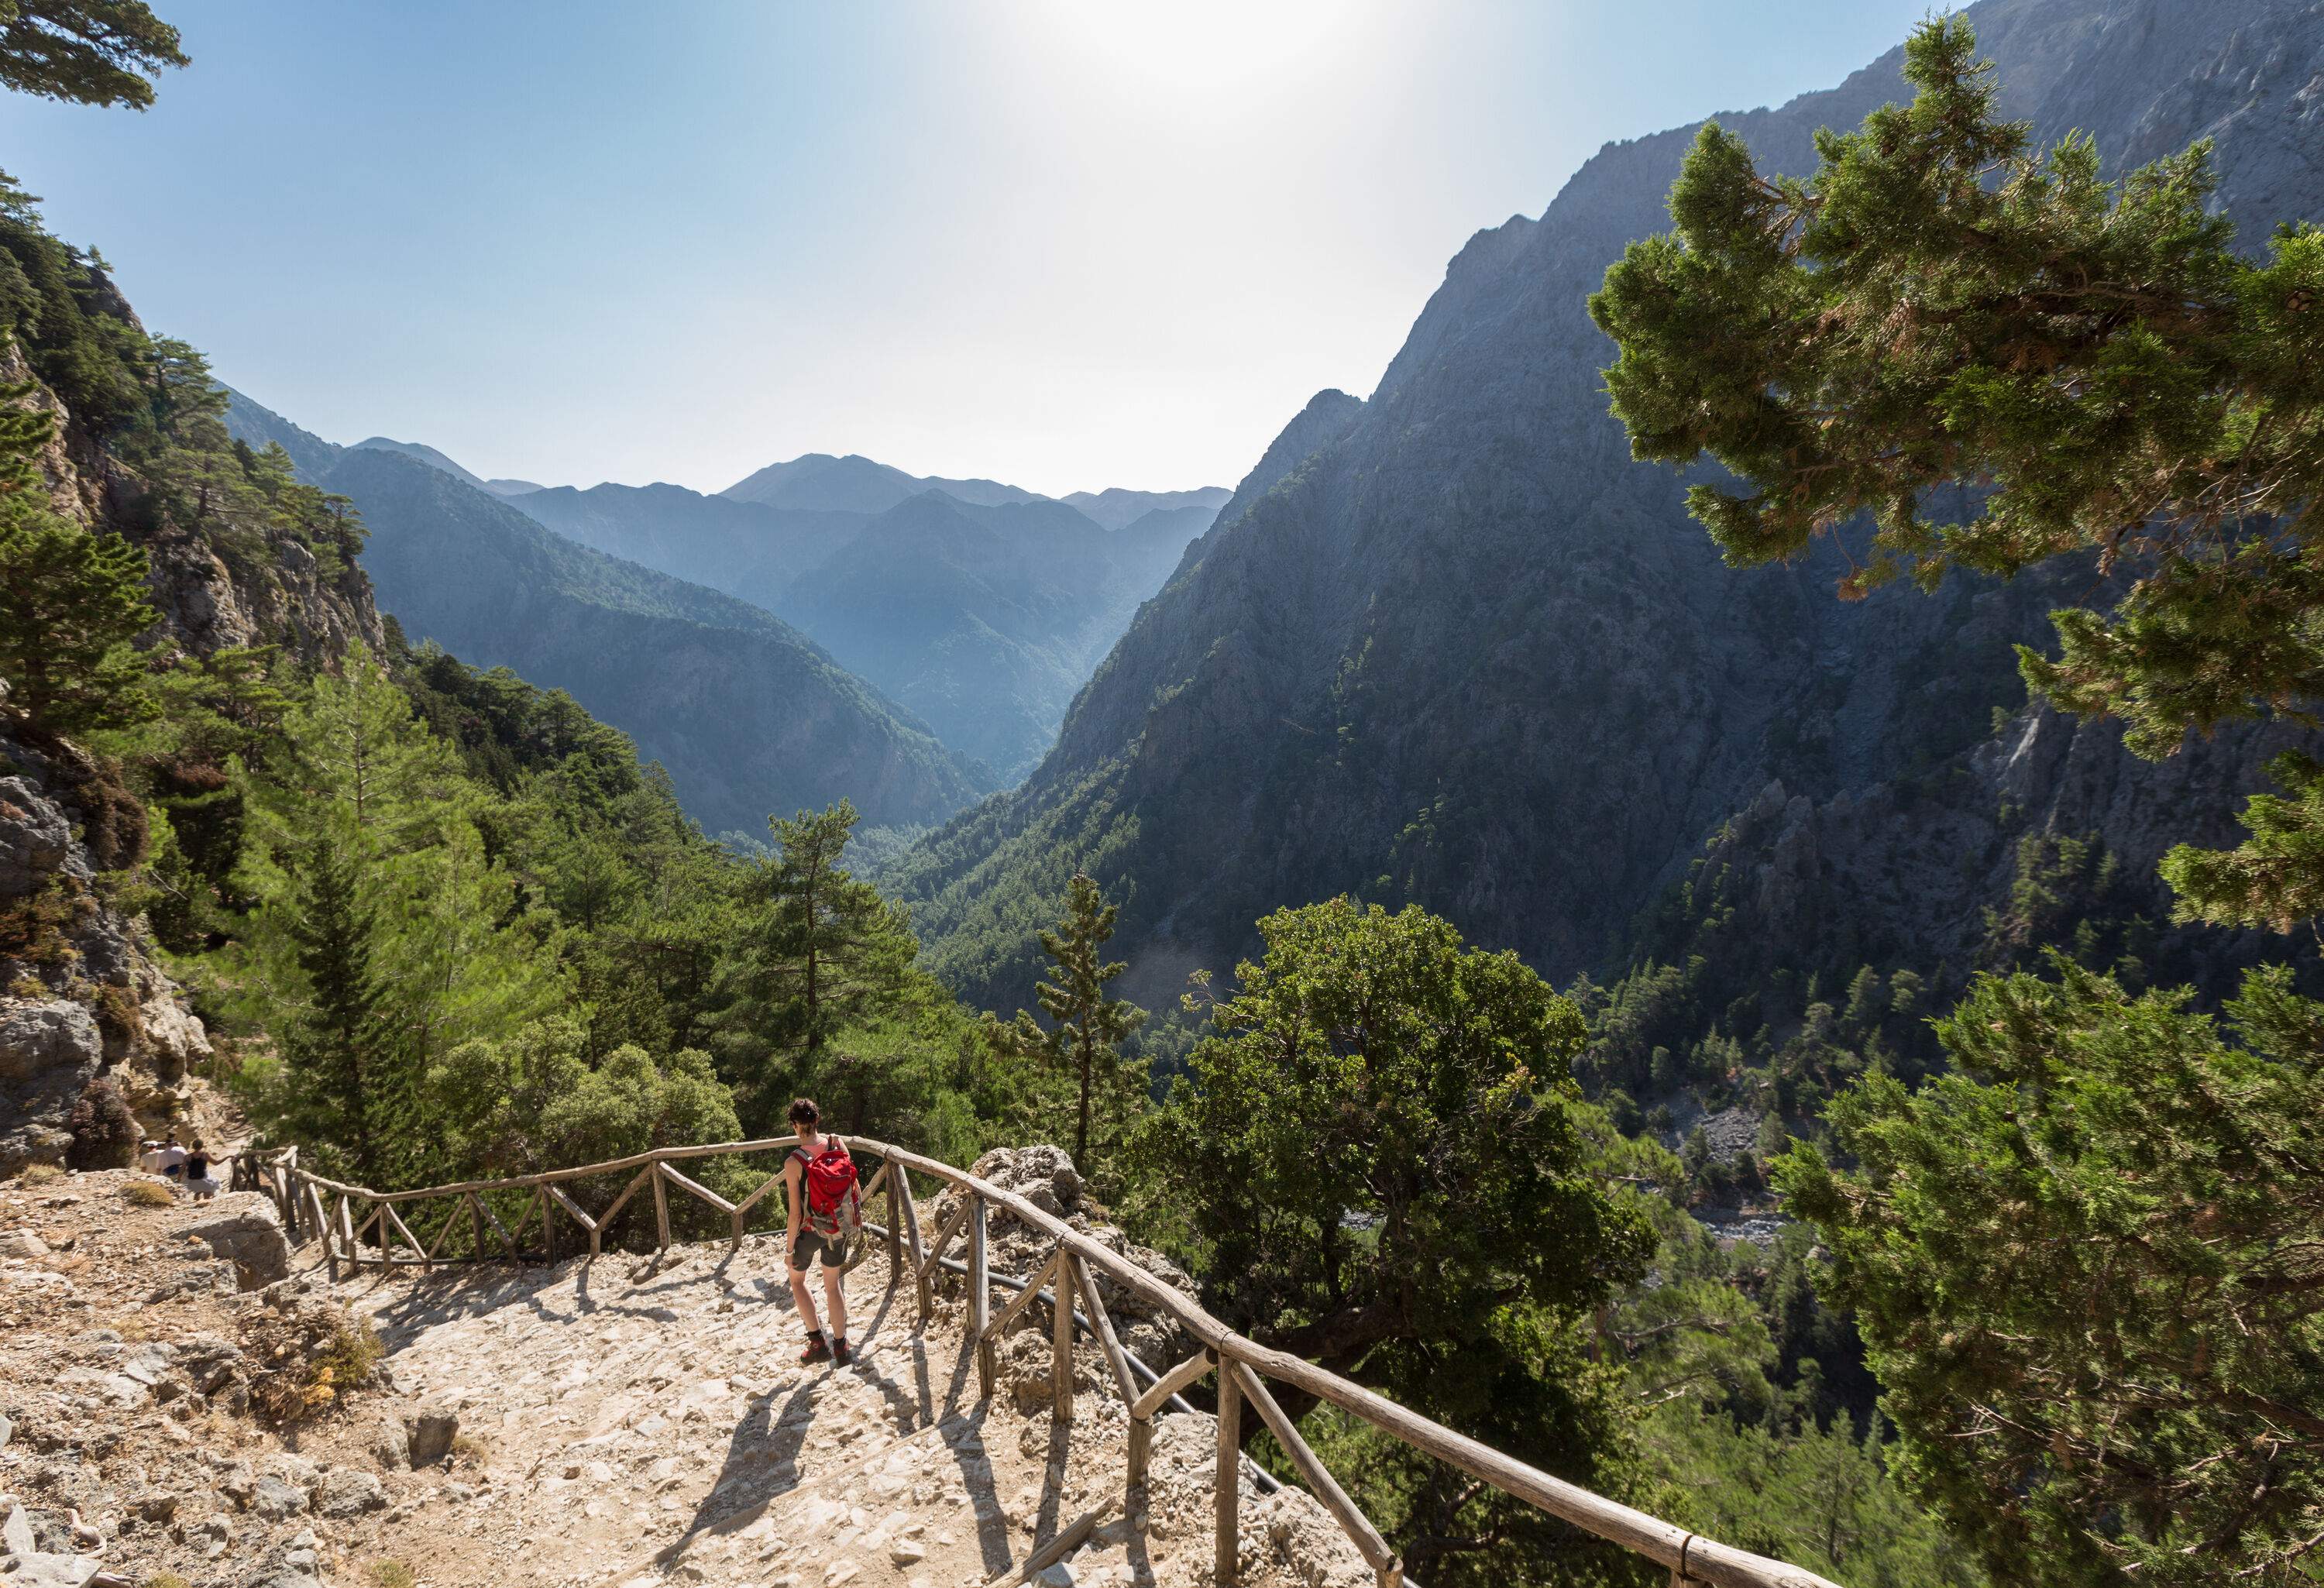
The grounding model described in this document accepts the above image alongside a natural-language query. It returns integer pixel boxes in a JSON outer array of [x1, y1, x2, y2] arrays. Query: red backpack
[[796, 1138, 863, 1236]]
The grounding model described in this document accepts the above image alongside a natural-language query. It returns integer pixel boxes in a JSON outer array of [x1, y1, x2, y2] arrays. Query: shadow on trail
[[656, 1258, 1039, 1579]]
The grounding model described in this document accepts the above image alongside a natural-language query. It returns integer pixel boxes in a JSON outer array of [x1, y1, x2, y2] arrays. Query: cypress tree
[[277, 837, 405, 1184]]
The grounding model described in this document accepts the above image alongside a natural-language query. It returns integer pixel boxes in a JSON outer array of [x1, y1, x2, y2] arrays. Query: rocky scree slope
[[892, 0, 2324, 1013], [219, 397, 992, 837], [2, 1148, 1378, 1588], [0, 1170, 407, 1588]]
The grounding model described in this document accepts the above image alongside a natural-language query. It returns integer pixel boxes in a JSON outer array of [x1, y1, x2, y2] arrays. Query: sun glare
[[1031, 0, 1360, 95]]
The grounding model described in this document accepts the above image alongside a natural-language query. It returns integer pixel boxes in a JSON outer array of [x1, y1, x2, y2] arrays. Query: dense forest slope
[[892, 0, 2324, 1016], [222, 397, 990, 837], [514, 477, 1218, 779]]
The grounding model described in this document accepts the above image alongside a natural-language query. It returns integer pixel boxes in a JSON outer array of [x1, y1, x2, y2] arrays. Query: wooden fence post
[[1129, 1349, 1216, 1493], [651, 1160, 672, 1253], [969, 1195, 992, 1399], [1216, 1361, 1243, 1585], [888, 1167, 925, 1320], [1050, 1252, 1075, 1425]]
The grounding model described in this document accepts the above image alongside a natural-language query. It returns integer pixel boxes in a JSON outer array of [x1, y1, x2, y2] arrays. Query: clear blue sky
[[0, 1, 1934, 497]]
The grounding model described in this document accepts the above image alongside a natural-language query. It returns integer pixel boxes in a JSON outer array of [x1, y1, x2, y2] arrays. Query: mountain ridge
[[222, 392, 995, 836], [890, 0, 2324, 1013]]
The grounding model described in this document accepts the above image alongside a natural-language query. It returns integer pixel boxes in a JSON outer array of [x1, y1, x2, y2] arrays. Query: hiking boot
[[830, 1336, 852, 1366], [798, 1332, 830, 1365]]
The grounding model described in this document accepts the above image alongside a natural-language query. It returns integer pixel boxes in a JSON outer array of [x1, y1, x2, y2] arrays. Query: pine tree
[[719, 801, 914, 1117], [274, 837, 407, 1184], [232, 646, 557, 1184], [0, 376, 156, 736], [772, 801, 913, 1057], [1590, 15, 2324, 932], [0, 2, 187, 110], [988, 871, 1147, 1170]]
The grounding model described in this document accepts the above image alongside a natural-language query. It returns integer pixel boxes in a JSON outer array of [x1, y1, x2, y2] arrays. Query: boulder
[[970, 1144, 1084, 1218], [313, 1467, 385, 1518], [1, 1553, 101, 1588], [0, 1229, 51, 1260], [249, 1474, 307, 1520], [403, 1400, 460, 1467], [179, 1194, 291, 1289], [0, 999, 103, 1177], [177, 1334, 248, 1394], [0, 776, 70, 897], [370, 1416, 411, 1470]]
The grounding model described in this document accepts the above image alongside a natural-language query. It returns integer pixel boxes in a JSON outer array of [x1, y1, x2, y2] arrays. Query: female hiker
[[782, 1098, 863, 1366], [184, 1138, 222, 1202]]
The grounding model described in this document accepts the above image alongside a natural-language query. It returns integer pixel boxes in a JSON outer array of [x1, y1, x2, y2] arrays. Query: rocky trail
[[1, 1150, 1376, 1588]]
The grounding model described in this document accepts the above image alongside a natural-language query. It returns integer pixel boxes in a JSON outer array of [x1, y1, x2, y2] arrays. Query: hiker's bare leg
[[789, 1263, 822, 1334], [821, 1263, 848, 1342]]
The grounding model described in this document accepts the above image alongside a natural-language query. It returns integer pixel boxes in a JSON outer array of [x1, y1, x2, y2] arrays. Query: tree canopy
[[1777, 957, 2324, 1586], [0, 0, 184, 109], [0, 376, 155, 736], [1590, 15, 2324, 930], [1141, 898, 1655, 1583]]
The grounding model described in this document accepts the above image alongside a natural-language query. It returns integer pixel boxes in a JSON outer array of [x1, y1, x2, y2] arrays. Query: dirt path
[[2, 1164, 1375, 1588]]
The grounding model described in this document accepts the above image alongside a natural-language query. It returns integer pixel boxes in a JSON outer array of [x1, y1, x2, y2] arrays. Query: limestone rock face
[[0, 777, 72, 897], [179, 1194, 293, 1289], [0, 999, 103, 1176], [0, 721, 215, 1157]]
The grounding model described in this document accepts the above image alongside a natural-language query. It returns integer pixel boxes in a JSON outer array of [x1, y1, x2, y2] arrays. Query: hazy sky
[[0, 1, 1934, 497]]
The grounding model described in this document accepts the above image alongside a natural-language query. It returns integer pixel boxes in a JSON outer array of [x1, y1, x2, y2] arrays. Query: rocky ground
[[1, 1150, 1377, 1588]]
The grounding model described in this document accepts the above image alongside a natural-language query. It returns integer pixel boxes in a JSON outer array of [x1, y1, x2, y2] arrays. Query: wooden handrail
[[246, 1136, 1845, 1588]]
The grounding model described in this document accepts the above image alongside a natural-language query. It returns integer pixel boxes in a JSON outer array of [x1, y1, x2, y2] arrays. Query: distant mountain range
[[721, 452, 1050, 514], [1060, 486, 1232, 532], [221, 392, 1230, 799], [222, 392, 992, 837], [512, 478, 1217, 776]]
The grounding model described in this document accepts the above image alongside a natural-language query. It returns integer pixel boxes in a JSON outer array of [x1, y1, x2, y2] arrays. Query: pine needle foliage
[[1591, 16, 2324, 932], [985, 871, 1147, 1174], [1777, 957, 2324, 1585], [0, 0, 185, 110]]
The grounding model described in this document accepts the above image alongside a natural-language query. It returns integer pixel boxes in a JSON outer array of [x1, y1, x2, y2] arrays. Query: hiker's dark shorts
[[791, 1228, 849, 1272]]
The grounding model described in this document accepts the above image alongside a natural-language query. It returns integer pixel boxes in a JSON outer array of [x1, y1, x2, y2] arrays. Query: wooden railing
[[239, 1138, 1845, 1588]]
